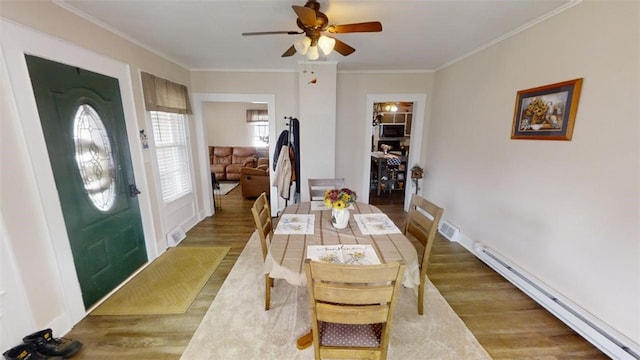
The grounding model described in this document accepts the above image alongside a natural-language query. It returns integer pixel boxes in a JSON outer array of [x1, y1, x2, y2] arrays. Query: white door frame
[[362, 94, 427, 211], [192, 93, 277, 215]]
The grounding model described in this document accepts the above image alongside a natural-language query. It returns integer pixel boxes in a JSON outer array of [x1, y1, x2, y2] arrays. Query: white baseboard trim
[[448, 232, 639, 360]]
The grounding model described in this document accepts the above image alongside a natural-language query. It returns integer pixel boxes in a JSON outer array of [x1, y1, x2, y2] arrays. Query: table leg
[[377, 159, 383, 196]]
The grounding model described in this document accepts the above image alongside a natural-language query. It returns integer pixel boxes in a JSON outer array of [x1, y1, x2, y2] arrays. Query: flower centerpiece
[[324, 188, 357, 210], [324, 188, 357, 229]]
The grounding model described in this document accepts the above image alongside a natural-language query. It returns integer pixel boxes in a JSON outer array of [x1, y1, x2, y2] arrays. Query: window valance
[[246, 109, 268, 122], [141, 72, 192, 114]]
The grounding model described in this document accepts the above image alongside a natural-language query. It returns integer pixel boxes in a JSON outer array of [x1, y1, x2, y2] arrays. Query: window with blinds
[[252, 122, 269, 147], [247, 109, 268, 147], [150, 111, 191, 202]]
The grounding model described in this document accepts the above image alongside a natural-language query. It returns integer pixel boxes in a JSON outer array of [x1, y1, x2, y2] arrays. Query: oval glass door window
[[73, 103, 116, 211]]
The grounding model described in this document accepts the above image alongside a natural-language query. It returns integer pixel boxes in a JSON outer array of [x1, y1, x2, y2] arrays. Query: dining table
[[265, 201, 420, 289], [264, 200, 421, 349]]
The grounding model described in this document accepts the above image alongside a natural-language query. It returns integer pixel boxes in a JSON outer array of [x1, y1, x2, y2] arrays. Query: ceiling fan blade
[[332, 38, 356, 56], [292, 5, 317, 27], [281, 45, 297, 57], [242, 31, 302, 36], [327, 21, 382, 33]]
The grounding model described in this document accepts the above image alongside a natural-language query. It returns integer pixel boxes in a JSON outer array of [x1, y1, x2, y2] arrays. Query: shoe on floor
[[3, 343, 64, 360], [23, 329, 82, 358]]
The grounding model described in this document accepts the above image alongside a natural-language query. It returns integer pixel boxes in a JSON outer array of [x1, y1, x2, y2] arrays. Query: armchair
[[241, 166, 270, 198]]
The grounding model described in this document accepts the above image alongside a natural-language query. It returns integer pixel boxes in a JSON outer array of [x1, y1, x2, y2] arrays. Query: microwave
[[379, 124, 405, 137]]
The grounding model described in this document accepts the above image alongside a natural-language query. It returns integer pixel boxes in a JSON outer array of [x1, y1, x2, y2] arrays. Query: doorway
[[192, 93, 277, 215], [369, 101, 413, 206], [204, 101, 270, 208], [362, 94, 427, 212]]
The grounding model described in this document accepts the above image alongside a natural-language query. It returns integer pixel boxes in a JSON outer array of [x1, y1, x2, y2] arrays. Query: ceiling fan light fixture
[[305, 45, 319, 60], [318, 35, 335, 55], [294, 36, 311, 55], [384, 104, 398, 112], [243, 1, 383, 60]]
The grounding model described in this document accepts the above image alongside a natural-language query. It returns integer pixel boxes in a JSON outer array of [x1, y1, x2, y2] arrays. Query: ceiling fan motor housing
[[304, 0, 321, 11]]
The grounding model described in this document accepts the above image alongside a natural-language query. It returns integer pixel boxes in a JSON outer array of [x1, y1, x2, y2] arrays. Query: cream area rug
[[180, 232, 492, 359], [215, 182, 239, 195], [91, 246, 229, 316]]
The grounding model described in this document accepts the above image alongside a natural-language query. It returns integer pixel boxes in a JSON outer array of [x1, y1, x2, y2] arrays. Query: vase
[[331, 208, 350, 229]]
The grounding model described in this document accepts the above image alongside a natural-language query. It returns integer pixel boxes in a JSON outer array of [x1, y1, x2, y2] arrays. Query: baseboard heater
[[473, 243, 639, 360]]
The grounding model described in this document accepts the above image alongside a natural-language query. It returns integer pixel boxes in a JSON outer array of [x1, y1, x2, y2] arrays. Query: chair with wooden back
[[404, 194, 444, 315], [251, 192, 274, 310], [304, 259, 405, 360], [308, 178, 345, 201]]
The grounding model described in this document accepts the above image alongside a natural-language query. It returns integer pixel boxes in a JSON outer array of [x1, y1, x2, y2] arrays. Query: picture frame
[[511, 78, 583, 140]]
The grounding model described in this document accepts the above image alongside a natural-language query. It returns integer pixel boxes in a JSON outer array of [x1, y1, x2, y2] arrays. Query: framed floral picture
[[511, 78, 583, 140]]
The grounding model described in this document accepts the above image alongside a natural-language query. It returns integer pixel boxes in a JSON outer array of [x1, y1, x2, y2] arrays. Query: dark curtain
[[291, 118, 300, 195]]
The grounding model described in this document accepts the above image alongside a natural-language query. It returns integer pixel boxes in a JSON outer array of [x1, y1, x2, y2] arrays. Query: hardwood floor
[[64, 187, 608, 359]]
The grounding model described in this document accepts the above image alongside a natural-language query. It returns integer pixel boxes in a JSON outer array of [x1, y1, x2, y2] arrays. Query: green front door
[[26, 55, 148, 309]]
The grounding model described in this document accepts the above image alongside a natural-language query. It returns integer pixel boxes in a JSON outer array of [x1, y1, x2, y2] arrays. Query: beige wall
[[2, 0, 638, 352], [204, 102, 267, 147], [298, 62, 338, 199], [336, 72, 435, 195], [1, 1, 195, 253], [0, 1, 191, 114], [190, 71, 296, 209], [191, 71, 298, 125], [0, 1, 195, 347], [426, 0, 639, 343], [192, 70, 434, 202]]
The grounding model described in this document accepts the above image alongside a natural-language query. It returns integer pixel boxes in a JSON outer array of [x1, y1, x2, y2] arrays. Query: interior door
[[25, 55, 147, 309]]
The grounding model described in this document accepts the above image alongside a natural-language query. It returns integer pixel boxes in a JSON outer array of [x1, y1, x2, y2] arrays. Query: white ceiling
[[56, 0, 577, 72]]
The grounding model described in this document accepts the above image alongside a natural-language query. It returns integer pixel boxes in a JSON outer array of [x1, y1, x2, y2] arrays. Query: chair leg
[[296, 330, 313, 350], [418, 280, 424, 315], [265, 275, 271, 311]]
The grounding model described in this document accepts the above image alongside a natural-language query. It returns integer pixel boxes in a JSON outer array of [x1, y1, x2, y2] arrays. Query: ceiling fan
[[242, 0, 382, 60]]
